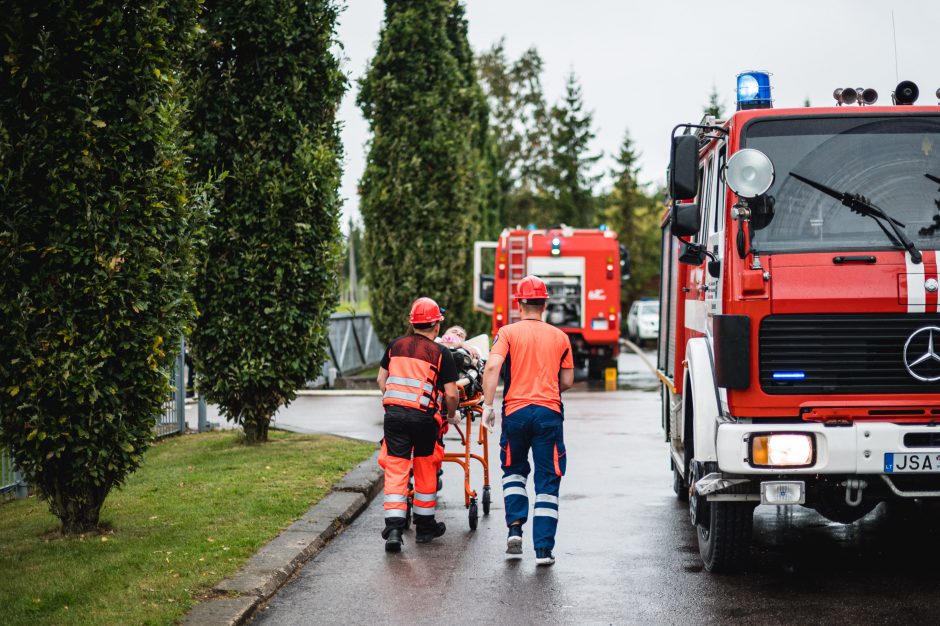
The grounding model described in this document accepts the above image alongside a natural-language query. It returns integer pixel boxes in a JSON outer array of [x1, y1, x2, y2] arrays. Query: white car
[[626, 300, 659, 344]]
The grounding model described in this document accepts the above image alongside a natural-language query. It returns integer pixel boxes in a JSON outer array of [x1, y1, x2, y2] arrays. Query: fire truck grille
[[759, 314, 940, 395]]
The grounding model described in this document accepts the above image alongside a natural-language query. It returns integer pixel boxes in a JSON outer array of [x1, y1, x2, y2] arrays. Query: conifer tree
[[359, 0, 486, 342], [704, 85, 726, 118], [188, 0, 346, 443], [545, 73, 601, 227], [604, 131, 660, 306], [478, 42, 552, 227]]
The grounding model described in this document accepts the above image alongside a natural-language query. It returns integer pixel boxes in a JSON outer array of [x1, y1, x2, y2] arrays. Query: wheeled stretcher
[[406, 347, 492, 530]]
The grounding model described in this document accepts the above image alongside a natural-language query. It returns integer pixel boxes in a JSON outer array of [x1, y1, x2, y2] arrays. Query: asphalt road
[[252, 385, 940, 626]]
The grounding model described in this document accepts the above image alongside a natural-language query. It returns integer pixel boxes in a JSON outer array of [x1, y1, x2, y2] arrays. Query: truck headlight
[[750, 433, 814, 468]]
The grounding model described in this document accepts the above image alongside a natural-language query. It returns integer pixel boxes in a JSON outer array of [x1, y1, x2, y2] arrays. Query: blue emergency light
[[550, 236, 561, 256], [736, 71, 773, 111], [772, 371, 805, 380]]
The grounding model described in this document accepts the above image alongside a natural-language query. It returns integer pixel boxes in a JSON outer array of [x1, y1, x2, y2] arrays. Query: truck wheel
[[588, 357, 615, 380], [697, 501, 755, 573]]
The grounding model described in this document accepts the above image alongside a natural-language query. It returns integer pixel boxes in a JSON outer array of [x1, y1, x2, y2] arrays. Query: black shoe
[[385, 529, 403, 553], [535, 548, 555, 566], [415, 522, 446, 544], [506, 525, 523, 558]]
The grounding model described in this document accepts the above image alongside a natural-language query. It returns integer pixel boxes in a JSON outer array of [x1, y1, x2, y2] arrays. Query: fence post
[[176, 336, 186, 434], [14, 467, 27, 499], [349, 314, 366, 365], [197, 394, 207, 432], [326, 327, 342, 378]]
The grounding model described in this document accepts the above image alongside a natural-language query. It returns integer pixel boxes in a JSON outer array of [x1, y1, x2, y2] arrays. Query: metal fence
[[1, 448, 27, 501], [325, 312, 384, 377], [157, 337, 209, 438], [156, 336, 188, 438]]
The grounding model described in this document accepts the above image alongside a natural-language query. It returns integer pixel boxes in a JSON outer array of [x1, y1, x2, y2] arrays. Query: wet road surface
[[252, 387, 940, 625]]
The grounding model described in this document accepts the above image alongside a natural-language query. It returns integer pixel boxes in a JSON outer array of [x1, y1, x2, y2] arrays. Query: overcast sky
[[336, 0, 940, 228]]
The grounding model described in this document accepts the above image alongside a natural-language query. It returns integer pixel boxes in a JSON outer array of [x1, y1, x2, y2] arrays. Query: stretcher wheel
[[468, 500, 478, 530], [482, 486, 491, 516]]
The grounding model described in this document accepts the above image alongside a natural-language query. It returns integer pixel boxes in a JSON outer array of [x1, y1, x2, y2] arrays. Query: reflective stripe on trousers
[[413, 490, 436, 516], [499, 404, 565, 550]]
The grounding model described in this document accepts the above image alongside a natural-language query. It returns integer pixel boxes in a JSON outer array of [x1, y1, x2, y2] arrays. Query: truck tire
[[587, 357, 615, 381], [697, 501, 755, 574]]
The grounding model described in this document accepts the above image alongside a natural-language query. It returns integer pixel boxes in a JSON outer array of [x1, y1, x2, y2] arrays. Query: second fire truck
[[474, 226, 627, 379]]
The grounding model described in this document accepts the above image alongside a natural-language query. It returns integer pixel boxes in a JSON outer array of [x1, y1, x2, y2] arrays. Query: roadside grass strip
[[0, 430, 376, 626]]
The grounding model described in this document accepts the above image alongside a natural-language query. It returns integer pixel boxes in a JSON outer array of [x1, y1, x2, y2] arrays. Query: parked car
[[626, 300, 659, 345]]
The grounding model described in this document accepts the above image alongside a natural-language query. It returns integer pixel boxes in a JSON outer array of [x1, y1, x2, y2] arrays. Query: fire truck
[[473, 226, 627, 379], [660, 72, 940, 572]]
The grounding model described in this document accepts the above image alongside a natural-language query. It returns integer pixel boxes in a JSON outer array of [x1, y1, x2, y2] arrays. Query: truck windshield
[[743, 115, 940, 254]]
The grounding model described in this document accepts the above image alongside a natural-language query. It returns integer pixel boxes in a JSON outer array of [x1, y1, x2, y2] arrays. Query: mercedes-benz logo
[[904, 326, 940, 382], [927, 278, 939, 293]]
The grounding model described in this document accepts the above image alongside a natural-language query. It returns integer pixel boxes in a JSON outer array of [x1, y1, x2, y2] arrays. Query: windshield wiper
[[789, 171, 922, 264], [926, 173, 940, 186]]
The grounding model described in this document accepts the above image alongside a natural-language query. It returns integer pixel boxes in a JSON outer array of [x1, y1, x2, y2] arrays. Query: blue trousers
[[499, 404, 567, 550]]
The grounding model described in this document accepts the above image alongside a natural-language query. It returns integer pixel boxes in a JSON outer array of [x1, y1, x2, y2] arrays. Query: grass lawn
[[0, 430, 375, 626]]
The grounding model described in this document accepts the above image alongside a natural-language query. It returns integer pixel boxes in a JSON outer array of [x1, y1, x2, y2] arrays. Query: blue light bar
[[736, 71, 773, 111], [772, 371, 805, 380]]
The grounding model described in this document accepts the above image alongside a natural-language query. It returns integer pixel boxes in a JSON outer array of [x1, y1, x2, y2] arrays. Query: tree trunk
[[50, 484, 110, 535], [243, 415, 270, 444]]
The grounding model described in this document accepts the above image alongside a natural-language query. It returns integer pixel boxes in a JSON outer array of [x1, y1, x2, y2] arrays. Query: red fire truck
[[473, 226, 627, 378], [660, 72, 940, 572]]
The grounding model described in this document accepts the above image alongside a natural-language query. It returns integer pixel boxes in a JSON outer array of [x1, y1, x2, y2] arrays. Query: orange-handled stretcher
[[406, 375, 491, 530]]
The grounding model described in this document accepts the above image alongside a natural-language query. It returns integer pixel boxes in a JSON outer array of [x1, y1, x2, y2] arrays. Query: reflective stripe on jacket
[[383, 354, 442, 412]]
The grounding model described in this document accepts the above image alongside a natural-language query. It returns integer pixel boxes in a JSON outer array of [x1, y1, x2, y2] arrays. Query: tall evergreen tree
[[478, 42, 552, 227], [603, 131, 659, 306], [545, 73, 601, 227], [704, 84, 726, 118], [609, 130, 643, 244], [188, 0, 346, 443], [359, 0, 485, 342], [0, 0, 203, 532]]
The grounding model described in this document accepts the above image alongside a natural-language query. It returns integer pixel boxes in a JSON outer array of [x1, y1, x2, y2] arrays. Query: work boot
[[535, 548, 555, 566], [415, 521, 446, 544], [506, 525, 523, 558], [385, 529, 403, 553]]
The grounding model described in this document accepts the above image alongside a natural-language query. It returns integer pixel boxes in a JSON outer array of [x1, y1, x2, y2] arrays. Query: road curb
[[181, 449, 383, 626]]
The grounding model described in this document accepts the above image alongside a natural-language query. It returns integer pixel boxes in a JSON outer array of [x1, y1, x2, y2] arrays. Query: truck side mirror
[[678, 240, 707, 266], [669, 135, 699, 200], [671, 202, 700, 238], [619, 245, 631, 282]]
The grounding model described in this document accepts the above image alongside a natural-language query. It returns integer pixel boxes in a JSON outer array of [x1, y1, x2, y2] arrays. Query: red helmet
[[514, 275, 549, 301], [409, 297, 445, 324]]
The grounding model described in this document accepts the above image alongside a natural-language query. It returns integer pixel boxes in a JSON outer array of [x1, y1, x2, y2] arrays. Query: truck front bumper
[[716, 422, 940, 475]]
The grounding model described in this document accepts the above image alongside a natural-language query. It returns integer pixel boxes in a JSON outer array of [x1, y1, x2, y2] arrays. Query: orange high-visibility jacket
[[382, 336, 444, 413]]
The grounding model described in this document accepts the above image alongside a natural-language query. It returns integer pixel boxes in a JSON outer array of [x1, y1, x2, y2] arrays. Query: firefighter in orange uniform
[[482, 275, 575, 566], [377, 297, 459, 552]]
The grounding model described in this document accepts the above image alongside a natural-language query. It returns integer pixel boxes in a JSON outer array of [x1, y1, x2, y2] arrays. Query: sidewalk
[[185, 394, 385, 442]]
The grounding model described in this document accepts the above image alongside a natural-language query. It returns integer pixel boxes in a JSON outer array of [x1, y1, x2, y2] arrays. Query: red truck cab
[[660, 73, 940, 572]]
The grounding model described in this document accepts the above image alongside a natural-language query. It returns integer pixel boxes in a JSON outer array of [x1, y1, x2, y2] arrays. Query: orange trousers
[[378, 413, 439, 534]]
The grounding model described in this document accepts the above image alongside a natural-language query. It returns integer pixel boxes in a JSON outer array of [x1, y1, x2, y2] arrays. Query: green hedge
[[358, 0, 490, 342], [188, 0, 346, 442], [0, 1, 203, 533]]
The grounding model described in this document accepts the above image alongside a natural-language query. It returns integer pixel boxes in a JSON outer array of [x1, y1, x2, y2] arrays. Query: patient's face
[[444, 326, 467, 341]]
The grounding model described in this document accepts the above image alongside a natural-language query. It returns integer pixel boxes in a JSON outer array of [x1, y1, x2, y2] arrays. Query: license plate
[[884, 452, 940, 473], [591, 319, 609, 330]]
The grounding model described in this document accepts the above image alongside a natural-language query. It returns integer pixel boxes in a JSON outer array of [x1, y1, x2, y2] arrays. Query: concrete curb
[[182, 449, 382, 626]]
